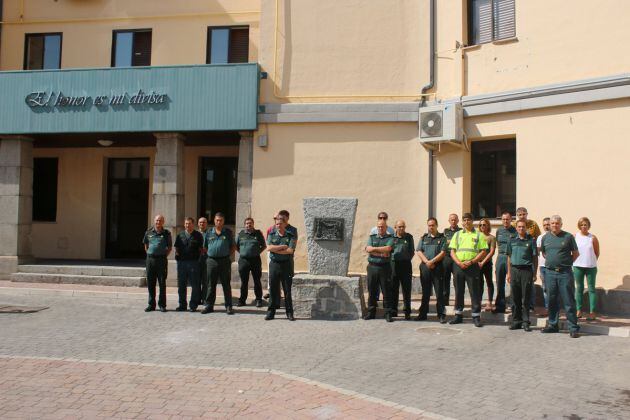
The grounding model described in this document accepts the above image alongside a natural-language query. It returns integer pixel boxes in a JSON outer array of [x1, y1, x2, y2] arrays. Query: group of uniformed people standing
[[364, 209, 582, 338], [142, 211, 297, 321]]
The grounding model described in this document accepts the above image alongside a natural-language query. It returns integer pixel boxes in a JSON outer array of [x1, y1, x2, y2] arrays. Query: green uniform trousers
[[146, 255, 168, 309], [367, 263, 393, 316], [510, 266, 533, 326]]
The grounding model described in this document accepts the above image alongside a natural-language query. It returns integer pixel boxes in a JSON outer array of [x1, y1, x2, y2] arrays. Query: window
[[468, 0, 515, 45], [24, 33, 62, 70], [112, 29, 152, 67], [471, 139, 516, 219], [206, 26, 249, 64], [198, 157, 238, 225], [33, 158, 59, 222]]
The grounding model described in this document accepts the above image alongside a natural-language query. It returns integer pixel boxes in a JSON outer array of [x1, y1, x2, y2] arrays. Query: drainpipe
[[0, 0, 3, 67], [421, 0, 436, 217]]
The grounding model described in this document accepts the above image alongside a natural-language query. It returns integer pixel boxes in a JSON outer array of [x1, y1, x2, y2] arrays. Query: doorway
[[106, 158, 150, 259]]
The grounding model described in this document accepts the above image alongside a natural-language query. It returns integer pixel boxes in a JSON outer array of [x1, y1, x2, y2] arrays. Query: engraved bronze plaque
[[313, 218, 344, 241]]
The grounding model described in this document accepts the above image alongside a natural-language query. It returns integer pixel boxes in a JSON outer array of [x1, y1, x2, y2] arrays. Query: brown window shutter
[[228, 28, 249, 63], [470, 0, 493, 44], [493, 0, 515, 40], [132, 31, 152, 66]]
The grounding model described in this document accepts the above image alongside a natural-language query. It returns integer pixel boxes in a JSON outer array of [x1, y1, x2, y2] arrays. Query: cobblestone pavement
[[0, 290, 629, 419]]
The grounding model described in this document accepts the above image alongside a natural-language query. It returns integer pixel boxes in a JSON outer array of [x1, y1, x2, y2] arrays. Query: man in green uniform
[[494, 211, 517, 313], [442, 213, 461, 306], [174, 217, 204, 312], [540, 215, 580, 338], [449, 213, 488, 327], [142, 214, 172, 312], [364, 220, 395, 322], [265, 215, 296, 321], [513, 207, 542, 312], [202, 212, 235, 315], [416, 217, 448, 323], [236, 217, 266, 307], [197, 217, 209, 305], [391, 220, 415, 320], [506, 220, 538, 331]]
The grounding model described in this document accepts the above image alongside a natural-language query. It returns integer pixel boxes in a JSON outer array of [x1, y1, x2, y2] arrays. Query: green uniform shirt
[[540, 230, 578, 269], [267, 230, 296, 262], [236, 229, 266, 258], [174, 230, 203, 261], [496, 226, 517, 254], [506, 234, 537, 266], [367, 233, 394, 264], [417, 232, 448, 261], [391, 233, 415, 261], [449, 229, 487, 262], [143, 227, 172, 256], [443, 227, 461, 259], [204, 227, 234, 258]]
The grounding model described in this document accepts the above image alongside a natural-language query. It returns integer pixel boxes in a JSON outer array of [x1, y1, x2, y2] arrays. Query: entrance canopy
[[0, 63, 260, 135]]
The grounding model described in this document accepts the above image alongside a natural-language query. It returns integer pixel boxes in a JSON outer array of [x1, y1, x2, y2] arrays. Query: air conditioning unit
[[419, 102, 463, 143]]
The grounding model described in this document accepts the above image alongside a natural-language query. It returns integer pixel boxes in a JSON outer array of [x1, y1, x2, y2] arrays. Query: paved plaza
[[0, 286, 629, 419]]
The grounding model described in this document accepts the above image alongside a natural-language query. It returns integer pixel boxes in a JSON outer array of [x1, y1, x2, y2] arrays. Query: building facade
[[1, 0, 628, 312]]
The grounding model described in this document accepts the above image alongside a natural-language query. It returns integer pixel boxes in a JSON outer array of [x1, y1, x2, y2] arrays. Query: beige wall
[[252, 122, 428, 274], [1, 0, 260, 70], [437, 98, 630, 290]]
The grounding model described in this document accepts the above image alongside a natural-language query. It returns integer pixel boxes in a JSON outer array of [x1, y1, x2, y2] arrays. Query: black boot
[[449, 315, 463, 325], [265, 309, 275, 320]]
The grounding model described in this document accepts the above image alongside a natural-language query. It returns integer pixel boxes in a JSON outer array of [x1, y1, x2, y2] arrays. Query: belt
[[147, 254, 167, 259], [208, 255, 230, 260], [549, 267, 571, 273], [511, 265, 532, 270], [498, 252, 508, 255], [369, 261, 390, 267]]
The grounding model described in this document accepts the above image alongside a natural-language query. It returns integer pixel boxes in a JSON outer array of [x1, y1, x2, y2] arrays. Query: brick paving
[[0, 287, 629, 419]]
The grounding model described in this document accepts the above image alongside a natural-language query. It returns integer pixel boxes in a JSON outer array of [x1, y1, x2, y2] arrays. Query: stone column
[[152, 133, 185, 283], [0, 136, 34, 275], [232, 131, 255, 286]]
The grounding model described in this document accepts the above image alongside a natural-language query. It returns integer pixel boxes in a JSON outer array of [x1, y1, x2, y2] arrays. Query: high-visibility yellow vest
[[449, 229, 488, 262]]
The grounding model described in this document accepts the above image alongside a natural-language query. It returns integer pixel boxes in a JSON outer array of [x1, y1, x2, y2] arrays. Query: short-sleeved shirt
[[267, 230, 296, 262], [391, 233, 415, 262], [204, 227, 234, 258], [496, 226, 518, 254], [143, 227, 172, 256], [417, 232, 447, 261], [370, 226, 395, 236], [366, 233, 394, 264], [541, 230, 578, 270], [236, 229, 266, 258], [506, 234, 537, 266], [174, 230, 204, 261], [443, 227, 462, 258], [268, 224, 298, 241], [512, 219, 542, 239], [449, 229, 488, 262]]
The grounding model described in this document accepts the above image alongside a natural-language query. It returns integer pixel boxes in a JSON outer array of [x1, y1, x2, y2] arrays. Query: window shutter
[[228, 28, 249, 63], [471, 0, 493, 44], [132, 31, 152, 66], [493, 0, 515, 40]]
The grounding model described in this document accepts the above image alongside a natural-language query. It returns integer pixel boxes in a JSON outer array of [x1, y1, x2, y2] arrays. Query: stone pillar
[[152, 133, 185, 283], [0, 136, 34, 275], [232, 131, 255, 286]]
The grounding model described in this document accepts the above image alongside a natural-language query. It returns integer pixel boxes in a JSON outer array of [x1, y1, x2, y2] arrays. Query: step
[[18, 264, 146, 277], [10, 272, 144, 287]]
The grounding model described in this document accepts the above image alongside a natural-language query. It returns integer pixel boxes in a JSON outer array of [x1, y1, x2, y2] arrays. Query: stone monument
[[292, 197, 365, 320]]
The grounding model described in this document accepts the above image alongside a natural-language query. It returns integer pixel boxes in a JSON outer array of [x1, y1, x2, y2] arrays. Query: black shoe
[[263, 293, 270, 299], [523, 323, 532, 332], [404, 313, 411, 320], [392, 312, 398, 318], [226, 306, 234, 315], [201, 306, 214, 314], [385, 313, 394, 323], [541, 326, 559, 334], [363, 312, 375, 320], [439, 315, 447, 324], [159, 306, 167, 313], [449, 315, 463, 325], [265, 310, 275, 320], [236, 300, 245, 307], [144, 306, 155, 312], [415, 314, 428, 321], [286, 312, 295, 321], [189, 307, 197, 313], [473, 317, 483, 327], [509, 323, 522, 330], [175, 306, 186, 312], [570, 331, 580, 338], [255, 300, 264, 308]]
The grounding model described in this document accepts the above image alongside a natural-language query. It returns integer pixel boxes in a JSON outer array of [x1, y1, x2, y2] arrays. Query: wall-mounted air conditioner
[[419, 102, 463, 143]]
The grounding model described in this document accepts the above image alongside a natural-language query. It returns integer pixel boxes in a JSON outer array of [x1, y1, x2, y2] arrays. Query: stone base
[[292, 274, 365, 320]]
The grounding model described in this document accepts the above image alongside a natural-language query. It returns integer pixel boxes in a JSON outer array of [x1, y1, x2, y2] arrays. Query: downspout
[[0, 0, 3, 67], [421, 0, 436, 217]]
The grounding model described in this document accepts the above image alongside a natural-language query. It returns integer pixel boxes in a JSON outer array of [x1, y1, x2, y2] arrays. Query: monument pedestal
[[292, 274, 365, 320]]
